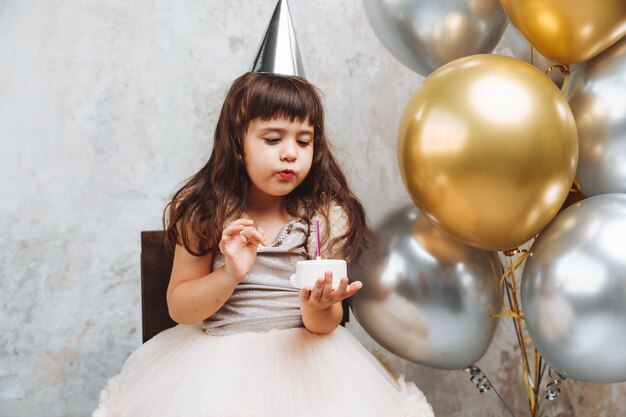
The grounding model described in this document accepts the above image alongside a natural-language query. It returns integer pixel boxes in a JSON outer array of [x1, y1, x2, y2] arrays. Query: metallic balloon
[[522, 194, 626, 383], [500, 0, 626, 64], [363, 0, 507, 77], [565, 37, 626, 197], [351, 204, 503, 370], [504, 23, 565, 87], [398, 54, 578, 252]]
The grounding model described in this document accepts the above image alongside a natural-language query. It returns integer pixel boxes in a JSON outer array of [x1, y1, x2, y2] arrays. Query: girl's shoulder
[[324, 201, 349, 230], [310, 200, 349, 234], [306, 201, 349, 259]]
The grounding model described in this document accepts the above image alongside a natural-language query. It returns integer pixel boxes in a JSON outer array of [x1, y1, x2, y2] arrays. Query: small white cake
[[290, 259, 347, 289]]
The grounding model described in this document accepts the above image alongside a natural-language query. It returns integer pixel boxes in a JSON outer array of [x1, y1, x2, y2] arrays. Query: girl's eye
[[263, 138, 281, 144], [297, 140, 311, 147]]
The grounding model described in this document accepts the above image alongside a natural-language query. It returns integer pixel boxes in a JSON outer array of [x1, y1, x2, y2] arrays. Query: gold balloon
[[500, 0, 626, 64], [397, 54, 578, 251]]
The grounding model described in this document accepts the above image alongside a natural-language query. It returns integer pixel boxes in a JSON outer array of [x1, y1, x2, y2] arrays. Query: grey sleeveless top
[[202, 219, 309, 335], [202, 204, 349, 336]]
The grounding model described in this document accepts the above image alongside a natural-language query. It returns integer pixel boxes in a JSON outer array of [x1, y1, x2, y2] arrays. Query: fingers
[[305, 272, 338, 302], [330, 277, 362, 301], [300, 275, 363, 311], [221, 219, 268, 250], [307, 275, 359, 299], [299, 287, 312, 302], [310, 277, 324, 302], [321, 272, 333, 302], [311, 271, 334, 302], [332, 277, 349, 300], [221, 220, 253, 248], [240, 227, 268, 247], [343, 280, 363, 299], [223, 219, 254, 237]]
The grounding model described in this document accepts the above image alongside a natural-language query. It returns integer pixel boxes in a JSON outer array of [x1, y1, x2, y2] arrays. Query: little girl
[[93, 72, 434, 417]]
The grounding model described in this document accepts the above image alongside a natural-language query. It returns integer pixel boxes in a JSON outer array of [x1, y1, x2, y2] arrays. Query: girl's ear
[[235, 151, 244, 162]]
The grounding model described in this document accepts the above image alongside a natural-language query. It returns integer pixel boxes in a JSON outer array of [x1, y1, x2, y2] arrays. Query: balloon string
[[537, 357, 547, 390], [464, 366, 517, 417], [545, 63, 570, 92], [493, 249, 528, 319], [503, 254, 537, 416], [536, 354, 545, 412], [499, 250, 529, 287], [533, 348, 541, 413], [491, 303, 524, 319]]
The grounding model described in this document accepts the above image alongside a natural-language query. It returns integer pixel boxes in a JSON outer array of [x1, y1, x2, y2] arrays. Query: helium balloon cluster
[[360, 0, 626, 387]]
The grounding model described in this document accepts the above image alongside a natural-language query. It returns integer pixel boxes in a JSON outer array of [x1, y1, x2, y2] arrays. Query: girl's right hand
[[219, 219, 268, 282]]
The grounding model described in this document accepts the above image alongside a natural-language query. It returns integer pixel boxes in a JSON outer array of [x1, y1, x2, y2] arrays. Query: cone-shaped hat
[[251, 0, 305, 77]]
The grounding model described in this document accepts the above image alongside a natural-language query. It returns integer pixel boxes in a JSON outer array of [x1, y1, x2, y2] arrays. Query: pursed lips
[[277, 169, 296, 180]]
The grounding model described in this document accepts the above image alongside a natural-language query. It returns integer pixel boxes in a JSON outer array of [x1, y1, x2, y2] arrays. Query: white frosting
[[290, 259, 347, 289]]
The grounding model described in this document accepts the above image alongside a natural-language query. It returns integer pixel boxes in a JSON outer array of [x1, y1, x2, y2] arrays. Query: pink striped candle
[[315, 219, 321, 259]]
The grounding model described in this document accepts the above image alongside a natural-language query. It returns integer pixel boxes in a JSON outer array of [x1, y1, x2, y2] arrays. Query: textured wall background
[[1, 1, 624, 416]]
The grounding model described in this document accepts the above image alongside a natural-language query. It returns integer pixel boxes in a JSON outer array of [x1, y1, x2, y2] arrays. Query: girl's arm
[[299, 203, 362, 334], [167, 219, 266, 324], [166, 245, 236, 324]]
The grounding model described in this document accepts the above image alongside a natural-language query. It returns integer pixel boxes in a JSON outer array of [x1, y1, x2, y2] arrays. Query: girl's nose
[[280, 141, 297, 161]]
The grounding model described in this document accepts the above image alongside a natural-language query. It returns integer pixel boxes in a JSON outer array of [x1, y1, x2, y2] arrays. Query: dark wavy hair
[[163, 72, 370, 262]]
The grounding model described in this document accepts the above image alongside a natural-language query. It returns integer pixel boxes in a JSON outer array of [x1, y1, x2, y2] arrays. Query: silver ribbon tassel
[[464, 366, 516, 417], [545, 367, 567, 401], [466, 366, 491, 393]]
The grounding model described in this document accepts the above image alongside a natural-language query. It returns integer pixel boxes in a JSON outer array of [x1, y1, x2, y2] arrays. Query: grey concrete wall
[[1, 1, 624, 416]]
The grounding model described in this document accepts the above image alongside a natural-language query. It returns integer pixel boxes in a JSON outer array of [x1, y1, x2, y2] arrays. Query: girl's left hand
[[299, 271, 362, 311]]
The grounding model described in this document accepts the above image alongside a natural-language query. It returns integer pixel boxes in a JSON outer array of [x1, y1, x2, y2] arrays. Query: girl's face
[[242, 117, 314, 198]]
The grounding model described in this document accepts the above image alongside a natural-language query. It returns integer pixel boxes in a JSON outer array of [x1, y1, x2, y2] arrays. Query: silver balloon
[[522, 194, 626, 383], [565, 37, 626, 196], [363, 0, 508, 77], [504, 23, 565, 87], [351, 204, 503, 370]]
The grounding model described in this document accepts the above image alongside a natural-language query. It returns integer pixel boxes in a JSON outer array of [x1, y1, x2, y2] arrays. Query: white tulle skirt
[[93, 324, 434, 417]]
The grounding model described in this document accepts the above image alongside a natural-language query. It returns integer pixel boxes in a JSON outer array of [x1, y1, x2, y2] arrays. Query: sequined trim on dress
[[269, 219, 297, 247], [253, 218, 305, 252]]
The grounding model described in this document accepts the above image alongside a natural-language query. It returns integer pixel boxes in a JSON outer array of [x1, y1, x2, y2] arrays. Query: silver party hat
[[251, 0, 305, 77]]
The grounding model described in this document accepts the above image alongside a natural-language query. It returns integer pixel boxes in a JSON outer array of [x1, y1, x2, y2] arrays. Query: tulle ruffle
[[93, 324, 434, 417]]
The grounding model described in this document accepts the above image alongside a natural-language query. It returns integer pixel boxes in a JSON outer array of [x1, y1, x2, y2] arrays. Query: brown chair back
[[141, 231, 177, 343], [140, 230, 349, 343]]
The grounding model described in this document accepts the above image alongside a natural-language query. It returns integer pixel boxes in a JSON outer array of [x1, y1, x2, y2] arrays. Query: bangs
[[242, 74, 323, 129]]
